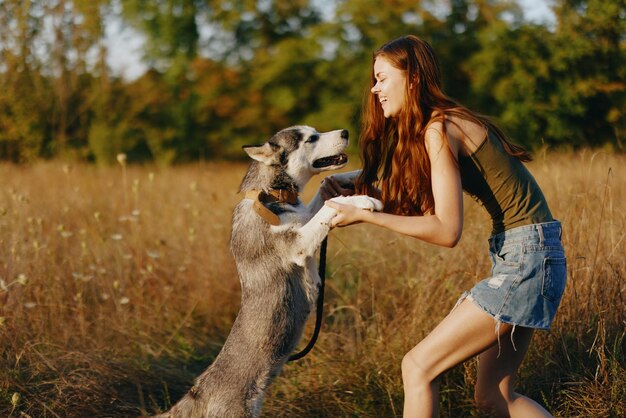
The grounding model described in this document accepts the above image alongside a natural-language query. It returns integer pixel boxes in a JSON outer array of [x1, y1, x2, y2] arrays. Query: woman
[[321, 35, 566, 417]]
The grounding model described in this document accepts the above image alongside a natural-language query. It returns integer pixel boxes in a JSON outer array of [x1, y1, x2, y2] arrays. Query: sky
[[105, 0, 556, 81], [517, 0, 556, 23]]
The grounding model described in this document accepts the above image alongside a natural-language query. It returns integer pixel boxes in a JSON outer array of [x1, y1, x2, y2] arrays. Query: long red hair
[[355, 35, 531, 216]]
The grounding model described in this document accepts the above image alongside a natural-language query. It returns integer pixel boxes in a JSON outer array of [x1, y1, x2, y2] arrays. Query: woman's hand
[[324, 199, 365, 227], [319, 175, 355, 200]]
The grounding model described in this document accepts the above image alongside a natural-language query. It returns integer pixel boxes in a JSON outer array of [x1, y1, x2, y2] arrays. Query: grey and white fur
[[152, 126, 382, 418]]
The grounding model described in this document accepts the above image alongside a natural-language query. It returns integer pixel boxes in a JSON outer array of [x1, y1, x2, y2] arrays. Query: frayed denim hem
[[452, 291, 520, 358]]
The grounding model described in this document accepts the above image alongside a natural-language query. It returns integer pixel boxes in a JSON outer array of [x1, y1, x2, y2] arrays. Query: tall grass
[[0, 151, 624, 417]]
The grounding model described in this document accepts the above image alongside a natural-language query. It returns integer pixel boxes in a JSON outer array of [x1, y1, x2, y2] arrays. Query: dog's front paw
[[330, 195, 383, 212]]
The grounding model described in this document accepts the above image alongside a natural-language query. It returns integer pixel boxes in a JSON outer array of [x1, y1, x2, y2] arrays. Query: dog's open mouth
[[313, 153, 348, 168]]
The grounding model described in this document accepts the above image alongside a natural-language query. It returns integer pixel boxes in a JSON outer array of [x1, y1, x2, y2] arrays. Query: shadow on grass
[[2, 321, 623, 417], [0, 339, 224, 418]]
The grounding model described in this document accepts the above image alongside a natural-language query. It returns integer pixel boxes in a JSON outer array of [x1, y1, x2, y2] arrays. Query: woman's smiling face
[[371, 56, 408, 118]]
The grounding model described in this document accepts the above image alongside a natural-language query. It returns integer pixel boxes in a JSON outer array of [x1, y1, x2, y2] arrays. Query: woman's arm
[[325, 125, 463, 248]]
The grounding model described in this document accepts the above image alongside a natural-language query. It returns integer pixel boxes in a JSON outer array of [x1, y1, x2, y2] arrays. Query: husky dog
[[153, 126, 382, 418]]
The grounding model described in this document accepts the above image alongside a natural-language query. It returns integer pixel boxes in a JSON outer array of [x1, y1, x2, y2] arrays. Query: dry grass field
[[1, 150, 624, 417]]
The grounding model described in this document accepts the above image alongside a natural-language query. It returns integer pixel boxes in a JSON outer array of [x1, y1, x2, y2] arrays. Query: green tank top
[[458, 131, 553, 235]]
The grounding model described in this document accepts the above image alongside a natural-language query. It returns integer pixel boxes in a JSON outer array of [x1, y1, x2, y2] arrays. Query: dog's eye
[[305, 134, 319, 144]]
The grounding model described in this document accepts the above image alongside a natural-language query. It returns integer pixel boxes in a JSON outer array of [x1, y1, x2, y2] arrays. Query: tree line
[[0, 0, 624, 164]]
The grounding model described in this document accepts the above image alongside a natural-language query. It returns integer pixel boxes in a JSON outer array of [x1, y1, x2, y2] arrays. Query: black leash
[[288, 236, 328, 362]]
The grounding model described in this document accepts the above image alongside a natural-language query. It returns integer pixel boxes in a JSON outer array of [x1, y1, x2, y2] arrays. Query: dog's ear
[[242, 142, 281, 165]]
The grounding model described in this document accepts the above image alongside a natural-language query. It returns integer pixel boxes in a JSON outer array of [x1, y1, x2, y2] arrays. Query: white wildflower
[[146, 250, 160, 259], [16, 274, 27, 286], [72, 273, 93, 282], [11, 392, 20, 407]]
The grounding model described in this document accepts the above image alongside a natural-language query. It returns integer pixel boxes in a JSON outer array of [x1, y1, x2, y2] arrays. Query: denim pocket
[[493, 244, 522, 266], [542, 257, 567, 302]]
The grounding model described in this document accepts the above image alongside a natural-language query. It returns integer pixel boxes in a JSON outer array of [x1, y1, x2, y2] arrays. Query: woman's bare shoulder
[[444, 114, 486, 156], [425, 119, 461, 158]]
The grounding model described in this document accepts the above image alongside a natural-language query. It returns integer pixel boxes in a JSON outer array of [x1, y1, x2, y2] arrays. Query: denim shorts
[[463, 221, 567, 330]]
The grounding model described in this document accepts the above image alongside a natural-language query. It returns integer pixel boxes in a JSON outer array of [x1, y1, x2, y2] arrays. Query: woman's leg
[[475, 326, 552, 417], [401, 298, 517, 418]]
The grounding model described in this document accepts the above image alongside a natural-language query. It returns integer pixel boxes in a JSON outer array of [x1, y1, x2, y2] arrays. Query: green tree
[[46, 0, 110, 158], [2, 0, 624, 162], [211, 0, 326, 140], [119, 0, 201, 77], [116, 0, 203, 161], [0, 0, 50, 161], [465, 0, 625, 149], [468, 22, 555, 147], [548, 0, 626, 148], [0, 0, 111, 161]]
